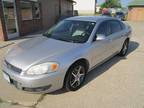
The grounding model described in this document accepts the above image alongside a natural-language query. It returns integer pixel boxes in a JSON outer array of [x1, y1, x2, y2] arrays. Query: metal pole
[[95, 0, 97, 14]]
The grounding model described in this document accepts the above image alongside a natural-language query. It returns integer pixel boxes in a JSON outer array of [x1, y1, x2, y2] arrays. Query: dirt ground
[[0, 21, 144, 108]]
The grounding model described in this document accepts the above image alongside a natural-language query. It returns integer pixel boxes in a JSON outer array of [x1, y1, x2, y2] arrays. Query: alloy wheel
[[70, 65, 85, 89], [122, 41, 128, 55]]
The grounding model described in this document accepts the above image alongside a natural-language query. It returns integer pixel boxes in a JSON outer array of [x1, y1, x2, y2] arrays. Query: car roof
[[65, 16, 116, 22]]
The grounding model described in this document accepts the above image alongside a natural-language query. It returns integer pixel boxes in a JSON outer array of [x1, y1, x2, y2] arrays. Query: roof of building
[[129, 0, 144, 7], [65, 16, 115, 22]]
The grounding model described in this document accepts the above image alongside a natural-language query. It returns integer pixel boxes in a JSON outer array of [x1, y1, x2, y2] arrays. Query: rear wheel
[[64, 63, 86, 91], [119, 39, 129, 56]]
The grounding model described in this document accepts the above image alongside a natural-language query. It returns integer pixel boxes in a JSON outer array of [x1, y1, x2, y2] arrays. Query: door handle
[[121, 34, 126, 37]]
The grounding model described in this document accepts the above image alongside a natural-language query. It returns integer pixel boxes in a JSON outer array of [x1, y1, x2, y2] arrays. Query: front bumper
[[2, 63, 65, 93]]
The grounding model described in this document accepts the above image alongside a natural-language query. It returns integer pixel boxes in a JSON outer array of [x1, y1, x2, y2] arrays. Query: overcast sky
[[97, 0, 133, 7]]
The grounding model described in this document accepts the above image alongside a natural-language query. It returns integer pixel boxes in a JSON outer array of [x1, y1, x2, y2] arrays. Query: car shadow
[[49, 41, 139, 95], [84, 41, 139, 86]]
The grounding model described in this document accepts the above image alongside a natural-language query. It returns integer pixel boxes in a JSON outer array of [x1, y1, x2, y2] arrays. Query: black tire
[[64, 62, 86, 91], [119, 39, 129, 57]]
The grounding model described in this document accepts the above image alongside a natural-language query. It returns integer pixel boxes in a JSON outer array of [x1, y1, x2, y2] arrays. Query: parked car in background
[[115, 12, 126, 21], [102, 8, 112, 17], [102, 12, 112, 17], [2, 16, 132, 93]]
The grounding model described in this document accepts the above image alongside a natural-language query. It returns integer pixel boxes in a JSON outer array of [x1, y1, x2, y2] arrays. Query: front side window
[[43, 20, 96, 43], [120, 22, 126, 30], [108, 21, 122, 34]]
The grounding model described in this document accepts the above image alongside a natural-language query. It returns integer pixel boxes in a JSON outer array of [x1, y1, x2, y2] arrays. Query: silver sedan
[[2, 16, 132, 93]]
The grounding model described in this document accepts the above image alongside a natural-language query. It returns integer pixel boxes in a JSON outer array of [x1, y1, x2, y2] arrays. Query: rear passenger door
[[107, 20, 124, 53]]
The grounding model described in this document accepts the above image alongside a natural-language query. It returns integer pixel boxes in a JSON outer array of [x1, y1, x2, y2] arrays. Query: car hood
[[5, 36, 82, 70]]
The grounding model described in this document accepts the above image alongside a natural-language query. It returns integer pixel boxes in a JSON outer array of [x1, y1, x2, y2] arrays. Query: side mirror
[[96, 34, 106, 41]]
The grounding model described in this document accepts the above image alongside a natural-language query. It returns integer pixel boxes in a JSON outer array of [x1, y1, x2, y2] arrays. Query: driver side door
[[90, 21, 114, 67]]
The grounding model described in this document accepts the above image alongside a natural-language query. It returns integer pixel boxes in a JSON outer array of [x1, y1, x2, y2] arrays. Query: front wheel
[[64, 63, 86, 91], [119, 39, 129, 56]]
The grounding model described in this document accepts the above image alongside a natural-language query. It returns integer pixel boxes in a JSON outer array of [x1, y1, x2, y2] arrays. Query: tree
[[101, 0, 121, 9]]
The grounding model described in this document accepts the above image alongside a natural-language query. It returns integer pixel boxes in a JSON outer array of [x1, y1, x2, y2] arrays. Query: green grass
[[10, 102, 19, 105], [0, 98, 3, 103], [0, 69, 2, 78]]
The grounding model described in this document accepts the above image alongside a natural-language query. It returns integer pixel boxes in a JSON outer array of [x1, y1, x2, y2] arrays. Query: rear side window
[[120, 22, 126, 30], [96, 21, 111, 36], [108, 21, 122, 34]]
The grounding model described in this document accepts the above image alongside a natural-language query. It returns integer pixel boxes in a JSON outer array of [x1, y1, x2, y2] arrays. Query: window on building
[[20, 1, 33, 20], [33, 2, 40, 19], [20, 0, 40, 20]]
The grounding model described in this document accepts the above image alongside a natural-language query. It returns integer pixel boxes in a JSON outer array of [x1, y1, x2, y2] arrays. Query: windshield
[[116, 12, 124, 15], [43, 20, 96, 43]]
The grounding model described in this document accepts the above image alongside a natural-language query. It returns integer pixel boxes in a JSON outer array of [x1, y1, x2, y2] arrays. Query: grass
[[0, 69, 2, 78], [10, 102, 19, 106], [0, 98, 3, 103]]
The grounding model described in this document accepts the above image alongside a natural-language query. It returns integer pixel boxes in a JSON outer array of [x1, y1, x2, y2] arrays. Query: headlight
[[26, 62, 59, 75]]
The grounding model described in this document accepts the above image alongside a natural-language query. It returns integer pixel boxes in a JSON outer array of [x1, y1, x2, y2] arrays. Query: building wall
[[61, 0, 73, 16], [40, 0, 59, 29], [0, 0, 73, 41], [0, 18, 5, 41], [41, 0, 73, 30], [16, 0, 42, 36], [128, 7, 144, 21], [0, 0, 7, 41]]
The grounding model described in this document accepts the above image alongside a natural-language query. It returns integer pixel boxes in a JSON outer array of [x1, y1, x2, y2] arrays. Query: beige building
[[74, 0, 96, 15], [128, 0, 144, 21]]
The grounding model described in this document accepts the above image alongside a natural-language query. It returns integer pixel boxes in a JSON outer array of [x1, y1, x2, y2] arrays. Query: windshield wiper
[[57, 38, 74, 43]]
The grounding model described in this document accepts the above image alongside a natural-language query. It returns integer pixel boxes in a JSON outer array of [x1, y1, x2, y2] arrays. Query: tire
[[64, 62, 86, 91], [119, 39, 129, 57]]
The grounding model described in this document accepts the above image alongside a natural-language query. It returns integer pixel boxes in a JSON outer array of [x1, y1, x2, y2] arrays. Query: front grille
[[5, 60, 22, 73]]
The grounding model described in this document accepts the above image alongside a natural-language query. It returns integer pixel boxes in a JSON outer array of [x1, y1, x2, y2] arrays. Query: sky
[[97, 0, 133, 7]]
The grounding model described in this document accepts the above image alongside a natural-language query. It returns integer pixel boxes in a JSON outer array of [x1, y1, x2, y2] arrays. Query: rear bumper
[[2, 63, 65, 93]]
